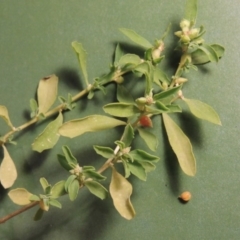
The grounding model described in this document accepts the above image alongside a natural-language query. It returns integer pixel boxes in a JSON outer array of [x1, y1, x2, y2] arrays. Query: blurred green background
[[0, 1, 239, 239]]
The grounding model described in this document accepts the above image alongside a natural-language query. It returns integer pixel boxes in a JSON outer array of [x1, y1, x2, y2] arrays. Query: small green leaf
[[118, 54, 141, 69], [127, 161, 147, 181], [59, 115, 126, 138], [184, 0, 198, 26], [29, 99, 38, 118], [211, 44, 225, 59], [85, 180, 108, 200], [0, 145, 17, 189], [122, 160, 131, 178], [114, 44, 124, 65], [32, 112, 63, 152], [109, 167, 136, 220], [8, 188, 33, 205], [68, 179, 79, 201], [93, 145, 114, 159], [119, 28, 152, 49], [122, 124, 134, 148], [162, 113, 196, 176], [129, 149, 160, 163], [34, 208, 44, 221], [39, 178, 49, 192], [153, 85, 182, 104], [198, 44, 219, 62], [137, 128, 158, 151], [117, 85, 135, 104], [138, 161, 156, 172], [103, 103, 140, 117], [0, 105, 14, 129], [160, 23, 172, 41], [58, 154, 72, 171], [183, 98, 221, 125], [166, 104, 182, 113], [37, 75, 58, 114], [153, 67, 170, 85], [83, 169, 107, 181], [51, 180, 66, 198], [29, 194, 41, 202], [62, 145, 78, 166], [65, 175, 77, 191], [49, 199, 62, 209], [72, 41, 89, 85]]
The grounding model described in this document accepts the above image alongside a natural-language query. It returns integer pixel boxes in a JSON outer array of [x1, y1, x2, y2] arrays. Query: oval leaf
[[32, 112, 63, 152], [59, 115, 126, 138], [0, 145, 17, 188], [103, 103, 140, 117], [119, 28, 152, 49], [0, 105, 14, 129], [68, 179, 79, 201], [51, 180, 66, 198], [37, 75, 58, 114], [137, 128, 158, 151], [8, 188, 33, 205], [184, 0, 198, 26], [85, 180, 108, 200], [72, 41, 88, 85], [162, 113, 196, 176], [109, 167, 136, 220], [118, 54, 141, 68], [183, 98, 221, 125]]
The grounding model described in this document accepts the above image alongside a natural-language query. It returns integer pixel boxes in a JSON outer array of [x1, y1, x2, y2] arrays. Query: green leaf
[[162, 113, 196, 176], [138, 161, 156, 172], [122, 160, 131, 178], [39, 178, 49, 192], [72, 41, 89, 85], [34, 208, 44, 221], [183, 98, 221, 125], [93, 145, 114, 159], [49, 199, 62, 209], [59, 115, 126, 138], [114, 44, 124, 65], [65, 175, 77, 192], [85, 180, 108, 200], [153, 85, 182, 104], [58, 154, 72, 171], [198, 44, 219, 62], [118, 54, 141, 69], [109, 167, 136, 220], [160, 23, 172, 41], [103, 103, 140, 117], [211, 44, 225, 59], [29, 99, 38, 118], [68, 179, 79, 201], [51, 180, 66, 198], [0, 145, 17, 189], [166, 104, 182, 113], [83, 169, 107, 181], [119, 28, 152, 49], [122, 124, 134, 147], [8, 188, 33, 205], [184, 0, 198, 26], [32, 112, 63, 153], [37, 75, 58, 114], [137, 128, 158, 151], [62, 145, 78, 166], [127, 161, 147, 181], [0, 105, 14, 129], [129, 149, 160, 163], [29, 194, 41, 202]]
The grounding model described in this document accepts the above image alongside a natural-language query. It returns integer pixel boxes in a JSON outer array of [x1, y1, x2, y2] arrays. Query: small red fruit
[[139, 115, 153, 128]]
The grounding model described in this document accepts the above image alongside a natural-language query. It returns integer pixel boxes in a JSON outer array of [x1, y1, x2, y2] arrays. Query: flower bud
[[189, 28, 200, 39], [174, 31, 182, 38], [180, 35, 190, 43], [175, 77, 188, 84], [180, 19, 190, 29], [152, 48, 161, 60], [136, 97, 147, 105], [179, 191, 191, 202]]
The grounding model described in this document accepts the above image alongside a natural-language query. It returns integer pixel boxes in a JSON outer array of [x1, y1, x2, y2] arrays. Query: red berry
[[139, 115, 153, 128]]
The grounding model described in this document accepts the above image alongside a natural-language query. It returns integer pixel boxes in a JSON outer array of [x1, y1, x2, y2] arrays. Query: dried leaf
[[0, 145, 17, 188], [109, 167, 135, 220], [8, 188, 33, 205], [0, 105, 14, 129], [59, 115, 126, 138], [162, 113, 196, 176], [37, 75, 58, 114], [32, 112, 63, 152]]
